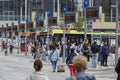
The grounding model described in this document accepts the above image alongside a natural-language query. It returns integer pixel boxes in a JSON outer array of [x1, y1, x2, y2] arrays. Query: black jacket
[[66, 52, 77, 64], [115, 59, 120, 80], [91, 43, 99, 53]]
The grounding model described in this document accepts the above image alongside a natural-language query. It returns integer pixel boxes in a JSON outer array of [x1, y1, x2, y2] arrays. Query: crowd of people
[[24, 38, 112, 80], [2, 38, 119, 80]]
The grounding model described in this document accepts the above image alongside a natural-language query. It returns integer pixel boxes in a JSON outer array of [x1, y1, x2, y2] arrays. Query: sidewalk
[[0, 49, 116, 80], [4, 48, 115, 72]]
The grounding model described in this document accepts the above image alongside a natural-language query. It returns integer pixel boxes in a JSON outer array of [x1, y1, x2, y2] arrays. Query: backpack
[[81, 44, 89, 53]]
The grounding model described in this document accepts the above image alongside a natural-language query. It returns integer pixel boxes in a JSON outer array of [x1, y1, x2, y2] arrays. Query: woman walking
[[49, 46, 59, 72], [66, 48, 77, 76]]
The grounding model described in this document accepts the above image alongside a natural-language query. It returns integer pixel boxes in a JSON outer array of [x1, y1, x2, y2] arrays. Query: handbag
[[57, 65, 65, 72]]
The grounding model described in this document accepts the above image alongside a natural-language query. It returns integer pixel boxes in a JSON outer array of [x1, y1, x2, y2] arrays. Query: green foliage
[[72, 12, 83, 31], [59, 21, 64, 29]]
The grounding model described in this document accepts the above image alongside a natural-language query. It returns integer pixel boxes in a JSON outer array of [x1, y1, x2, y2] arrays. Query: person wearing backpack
[[66, 55, 96, 80], [66, 48, 77, 76], [81, 39, 90, 61], [91, 41, 99, 68]]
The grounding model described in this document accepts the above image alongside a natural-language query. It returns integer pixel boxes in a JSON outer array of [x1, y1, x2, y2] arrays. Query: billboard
[[86, 6, 102, 20], [64, 12, 78, 24], [36, 20, 44, 27], [48, 17, 57, 26]]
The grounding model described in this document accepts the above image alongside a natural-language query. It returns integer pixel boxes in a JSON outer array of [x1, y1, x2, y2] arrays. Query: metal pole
[[111, 8, 113, 22], [25, 0, 27, 56], [35, 17, 37, 41], [20, 6, 22, 21], [84, 8, 87, 39], [63, 14, 66, 63], [45, 12, 49, 52], [17, 23, 20, 54], [57, 0, 60, 25], [53, 0, 55, 16], [115, 0, 119, 65]]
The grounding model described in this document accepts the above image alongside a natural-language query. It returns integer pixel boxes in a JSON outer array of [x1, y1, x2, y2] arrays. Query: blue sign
[[47, 12, 51, 18], [63, 7, 68, 13], [6, 23, 8, 27], [12, 22, 14, 26], [26, 18, 28, 23], [84, 0, 89, 8], [18, 19, 20, 24], [36, 16, 38, 21]]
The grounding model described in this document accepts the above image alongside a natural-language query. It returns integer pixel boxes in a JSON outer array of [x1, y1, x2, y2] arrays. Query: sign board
[[65, 12, 78, 24], [2, 27, 6, 32], [36, 20, 44, 27], [48, 17, 57, 26], [13, 25, 17, 31], [19, 23, 25, 30], [26, 22, 33, 29], [86, 6, 102, 20], [7, 26, 11, 32], [39, 32, 47, 36]]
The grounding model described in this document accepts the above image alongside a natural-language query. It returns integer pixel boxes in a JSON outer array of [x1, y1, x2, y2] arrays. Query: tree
[[72, 12, 83, 31]]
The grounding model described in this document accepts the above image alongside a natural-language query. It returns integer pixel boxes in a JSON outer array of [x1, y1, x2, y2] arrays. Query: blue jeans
[[92, 53, 98, 68], [51, 61, 57, 71]]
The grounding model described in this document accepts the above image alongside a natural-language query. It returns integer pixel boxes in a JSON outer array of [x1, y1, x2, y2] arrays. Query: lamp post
[[57, 0, 60, 25], [35, 16, 38, 41], [17, 19, 20, 54], [25, 17, 28, 56], [46, 12, 51, 52], [25, 0, 28, 56], [11, 22, 14, 44], [62, 7, 68, 63], [6, 23, 8, 55], [84, 0, 89, 39], [115, 0, 119, 65]]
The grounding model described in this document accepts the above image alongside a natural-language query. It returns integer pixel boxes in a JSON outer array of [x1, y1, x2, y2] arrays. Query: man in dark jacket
[[91, 41, 99, 68], [115, 57, 120, 80], [101, 41, 109, 66], [66, 48, 77, 76]]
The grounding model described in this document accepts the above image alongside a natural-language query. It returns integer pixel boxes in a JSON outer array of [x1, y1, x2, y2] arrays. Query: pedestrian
[[9, 42, 13, 54], [65, 55, 96, 80], [4, 43, 8, 56], [101, 40, 109, 66], [115, 57, 120, 80], [81, 39, 90, 61], [91, 41, 99, 68], [27, 43, 32, 55], [49, 46, 59, 72], [31, 44, 38, 60], [26, 60, 49, 80], [66, 48, 77, 76]]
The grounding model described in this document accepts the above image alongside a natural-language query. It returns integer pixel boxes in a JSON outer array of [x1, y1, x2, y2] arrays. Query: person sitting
[[66, 55, 96, 80], [26, 60, 49, 80]]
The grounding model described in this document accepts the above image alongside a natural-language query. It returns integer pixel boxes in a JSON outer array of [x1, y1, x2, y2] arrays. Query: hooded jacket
[[26, 72, 49, 80]]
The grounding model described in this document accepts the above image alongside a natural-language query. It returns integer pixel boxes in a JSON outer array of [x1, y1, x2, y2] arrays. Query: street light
[[11, 22, 14, 44], [17, 19, 20, 54], [35, 15, 38, 41], [84, 0, 89, 39], [115, 0, 119, 65], [62, 7, 68, 63]]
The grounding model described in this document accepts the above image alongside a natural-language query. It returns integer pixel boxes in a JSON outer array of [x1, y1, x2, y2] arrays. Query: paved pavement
[[0, 49, 117, 80]]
